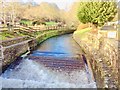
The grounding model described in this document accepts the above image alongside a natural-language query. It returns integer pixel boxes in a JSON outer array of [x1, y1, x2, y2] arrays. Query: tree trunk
[[3, 14, 6, 26]]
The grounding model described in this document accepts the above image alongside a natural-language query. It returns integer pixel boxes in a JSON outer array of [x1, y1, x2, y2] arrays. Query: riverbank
[[1, 28, 75, 73], [73, 28, 119, 88]]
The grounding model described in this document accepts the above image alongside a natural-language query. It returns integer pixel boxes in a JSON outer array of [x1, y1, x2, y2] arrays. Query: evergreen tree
[[77, 1, 117, 27]]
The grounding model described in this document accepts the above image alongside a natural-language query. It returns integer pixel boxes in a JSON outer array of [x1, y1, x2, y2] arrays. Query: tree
[[23, 2, 60, 22], [0, 0, 8, 25], [77, 1, 117, 27], [0, 0, 25, 30], [60, 2, 80, 28]]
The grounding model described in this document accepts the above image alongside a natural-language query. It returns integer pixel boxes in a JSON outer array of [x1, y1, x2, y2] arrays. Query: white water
[[1, 34, 97, 88], [1, 58, 96, 88]]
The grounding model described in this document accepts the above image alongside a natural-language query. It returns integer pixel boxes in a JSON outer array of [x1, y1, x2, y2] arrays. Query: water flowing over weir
[[1, 34, 96, 88]]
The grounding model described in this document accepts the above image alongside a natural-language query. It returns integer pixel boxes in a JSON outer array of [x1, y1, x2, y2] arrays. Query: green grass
[[20, 20, 33, 26], [45, 22, 57, 26], [0, 32, 14, 40], [0, 35, 6, 40], [74, 27, 92, 39], [0, 30, 28, 40]]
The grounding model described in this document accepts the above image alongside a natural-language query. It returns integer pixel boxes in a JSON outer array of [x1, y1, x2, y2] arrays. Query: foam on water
[[1, 58, 96, 88]]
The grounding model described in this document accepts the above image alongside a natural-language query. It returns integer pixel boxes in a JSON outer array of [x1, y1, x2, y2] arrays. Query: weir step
[[28, 56, 85, 72]]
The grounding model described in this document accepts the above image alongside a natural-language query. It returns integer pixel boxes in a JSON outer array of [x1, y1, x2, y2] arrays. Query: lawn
[[45, 22, 57, 26], [0, 31, 27, 41], [0, 32, 14, 40], [20, 20, 33, 26], [73, 27, 92, 39]]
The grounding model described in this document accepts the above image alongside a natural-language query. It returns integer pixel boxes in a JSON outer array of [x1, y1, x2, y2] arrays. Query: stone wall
[[1, 36, 29, 47], [2, 40, 30, 71], [1, 29, 75, 73], [73, 32, 119, 88]]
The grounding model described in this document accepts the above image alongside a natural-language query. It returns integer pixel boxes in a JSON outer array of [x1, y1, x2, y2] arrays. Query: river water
[[1, 34, 96, 88]]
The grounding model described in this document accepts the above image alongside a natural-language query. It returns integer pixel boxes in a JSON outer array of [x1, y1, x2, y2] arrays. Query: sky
[[22, 0, 76, 10], [4, 0, 120, 10]]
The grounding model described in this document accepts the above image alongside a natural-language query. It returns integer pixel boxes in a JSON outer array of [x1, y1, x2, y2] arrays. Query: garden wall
[[73, 32, 119, 88]]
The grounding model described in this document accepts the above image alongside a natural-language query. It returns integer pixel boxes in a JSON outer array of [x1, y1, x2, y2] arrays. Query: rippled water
[[1, 34, 96, 88], [34, 34, 83, 57]]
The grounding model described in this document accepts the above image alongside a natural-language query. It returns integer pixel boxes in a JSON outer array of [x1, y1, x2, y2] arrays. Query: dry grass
[[77, 23, 89, 30]]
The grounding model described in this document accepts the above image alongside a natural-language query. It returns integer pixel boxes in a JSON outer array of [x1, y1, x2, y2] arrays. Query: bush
[[77, 2, 117, 27]]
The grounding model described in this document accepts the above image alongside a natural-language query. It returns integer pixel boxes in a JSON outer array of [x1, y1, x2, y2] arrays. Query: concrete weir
[[28, 56, 85, 71]]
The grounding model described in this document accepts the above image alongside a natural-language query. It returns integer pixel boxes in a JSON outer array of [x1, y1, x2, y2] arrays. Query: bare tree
[[0, 0, 7, 26]]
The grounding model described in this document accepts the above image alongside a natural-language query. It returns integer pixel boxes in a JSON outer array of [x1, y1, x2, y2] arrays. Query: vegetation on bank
[[1, 29, 36, 41], [73, 27, 92, 40], [0, 31, 25, 40], [20, 19, 33, 26], [45, 22, 57, 26], [1, 26, 74, 41]]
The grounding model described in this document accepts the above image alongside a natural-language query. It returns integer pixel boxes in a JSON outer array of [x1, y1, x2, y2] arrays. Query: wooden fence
[[0, 25, 68, 33]]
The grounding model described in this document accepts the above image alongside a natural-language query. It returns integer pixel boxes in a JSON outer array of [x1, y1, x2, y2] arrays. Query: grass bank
[[73, 27, 92, 41]]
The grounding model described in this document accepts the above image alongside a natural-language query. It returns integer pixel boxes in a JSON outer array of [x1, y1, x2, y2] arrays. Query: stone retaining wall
[[1, 29, 75, 73], [1, 36, 29, 47], [2, 40, 30, 71], [73, 32, 119, 88]]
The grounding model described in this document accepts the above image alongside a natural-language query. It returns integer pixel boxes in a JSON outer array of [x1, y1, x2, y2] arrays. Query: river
[[1, 34, 96, 88]]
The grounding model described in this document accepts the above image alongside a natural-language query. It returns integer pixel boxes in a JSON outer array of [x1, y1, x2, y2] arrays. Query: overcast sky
[[22, 0, 76, 10], [4, 0, 120, 10]]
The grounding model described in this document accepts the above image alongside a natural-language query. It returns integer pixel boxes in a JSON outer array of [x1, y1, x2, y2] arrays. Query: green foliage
[[0, 32, 14, 40], [77, 2, 117, 27], [20, 20, 33, 26]]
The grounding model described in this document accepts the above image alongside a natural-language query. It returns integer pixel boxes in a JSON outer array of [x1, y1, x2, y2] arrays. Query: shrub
[[77, 1, 117, 27]]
